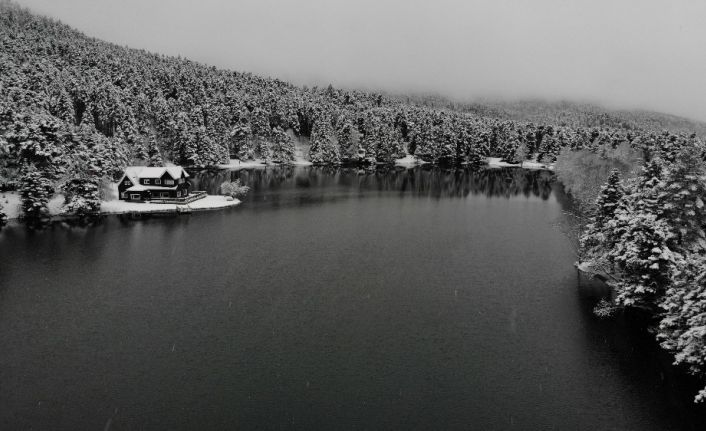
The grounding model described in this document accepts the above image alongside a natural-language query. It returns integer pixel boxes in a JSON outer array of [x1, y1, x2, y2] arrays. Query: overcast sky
[[16, 0, 706, 121]]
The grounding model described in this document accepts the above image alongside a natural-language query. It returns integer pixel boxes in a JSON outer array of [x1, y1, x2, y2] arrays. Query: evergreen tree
[[309, 117, 340, 164], [270, 126, 295, 163], [62, 177, 101, 217], [659, 145, 706, 250], [146, 135, 163, 167], [658, 255, 706, 402], [337, 121, 360, 162], [20, 165, 54, 221]]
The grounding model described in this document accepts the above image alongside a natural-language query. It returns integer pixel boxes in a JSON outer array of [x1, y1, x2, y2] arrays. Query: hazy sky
[[16, 0, 706, 121]]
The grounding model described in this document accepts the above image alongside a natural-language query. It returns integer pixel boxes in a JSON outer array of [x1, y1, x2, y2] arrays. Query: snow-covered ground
[[218, 158, 313, 169], [1, 192, 65, 220], [101, 195, 240, 214], [293, 157, 313, 166], [486, 157, 554, 170], [394, 154, 428, 167], [2, 190, 239, 220], [217, 159, 268, 170]]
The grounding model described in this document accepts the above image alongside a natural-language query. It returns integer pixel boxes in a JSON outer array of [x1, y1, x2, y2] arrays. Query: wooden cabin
[[118, 166, 190, 201]]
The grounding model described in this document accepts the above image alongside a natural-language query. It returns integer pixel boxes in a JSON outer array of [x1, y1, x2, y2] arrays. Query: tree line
[[575, 135, 706, 402], [0, 0, 703, 227]]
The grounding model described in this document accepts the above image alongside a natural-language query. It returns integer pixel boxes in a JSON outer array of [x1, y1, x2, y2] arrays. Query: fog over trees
[[14, 0, 706, 122]]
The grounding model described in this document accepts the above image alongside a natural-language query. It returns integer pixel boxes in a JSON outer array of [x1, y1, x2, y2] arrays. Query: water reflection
[[192, 166, 558, 205]]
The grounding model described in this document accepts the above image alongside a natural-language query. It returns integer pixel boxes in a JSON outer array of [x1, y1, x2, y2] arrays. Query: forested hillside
[[1, 0, 703, 223], [404, 96, 706, 136]]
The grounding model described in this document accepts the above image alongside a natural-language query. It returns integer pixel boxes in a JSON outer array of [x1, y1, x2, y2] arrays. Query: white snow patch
[[395, 154, 427, 167], [1, 191, 66, 220], [293, 157, 313, 166], [217, 159, 268, 170], [100, 195, 240, 215], [219, 158, 313, 169], [486, 157, 554, 171]]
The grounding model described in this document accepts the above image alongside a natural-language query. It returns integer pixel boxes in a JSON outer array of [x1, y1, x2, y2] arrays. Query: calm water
[[1, 166, 705, 430]]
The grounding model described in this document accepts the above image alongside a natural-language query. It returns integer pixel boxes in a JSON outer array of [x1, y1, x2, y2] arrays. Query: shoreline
[[1, 192, 240, 221], [215, 156, 553, 170]]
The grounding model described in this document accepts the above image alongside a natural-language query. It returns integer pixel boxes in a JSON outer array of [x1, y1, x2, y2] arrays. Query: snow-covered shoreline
[[394, 154, 428, 167], [100, 195, 240, 215], [1, 191, 239, 220], [485, 157, 554, 170], [217, 158, 313, 170]]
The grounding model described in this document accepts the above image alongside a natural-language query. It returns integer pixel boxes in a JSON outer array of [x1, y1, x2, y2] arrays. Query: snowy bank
[[486, 157, 554, 171], [100, 195, 240, 215], [395, 154, 428, 167], [217, 158, 268, 170], [217, 158, 313, 169], [1, 191, 239, 220], [1, 192, 65, 220], [293, 157, 313, 166]]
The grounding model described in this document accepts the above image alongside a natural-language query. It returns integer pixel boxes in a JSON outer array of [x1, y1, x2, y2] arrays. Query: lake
[[1, 166, 704, 430]]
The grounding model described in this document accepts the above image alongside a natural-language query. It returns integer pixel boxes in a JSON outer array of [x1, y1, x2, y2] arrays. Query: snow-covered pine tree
[[337, 121, 360, 162], [658, 254, 706, 402], [230, 121, 253, 160], [309, 117, 340, 164], [20, 165, 55, 221], [659, 144, 706, 251], [607, 211, 675, 308], [579, 168, 624, 271], [62, 177, 101, 217], [146, 135, 163, 167], [270, 126, 295, 163]]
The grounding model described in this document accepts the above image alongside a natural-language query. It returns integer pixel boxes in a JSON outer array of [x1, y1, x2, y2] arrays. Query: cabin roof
[[121, 166, 190, 184], [125, 184, 179, 191]]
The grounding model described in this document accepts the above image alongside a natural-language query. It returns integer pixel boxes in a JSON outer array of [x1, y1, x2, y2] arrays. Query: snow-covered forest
[[1, 1, 704, 225], [578, 138, 706, 402]]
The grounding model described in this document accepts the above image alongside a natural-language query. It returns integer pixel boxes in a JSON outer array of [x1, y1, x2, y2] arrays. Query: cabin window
[[123, 180, 131, 186], [155, 179, 161, 185], [177, 190, 181, 197], [179, 178, 184, 184], [121, 192, 127, 199], [144, 179, 150, 184], [165, 179, 174, 185], [160, 192, 169, 198], [130, 194, 141, 200]]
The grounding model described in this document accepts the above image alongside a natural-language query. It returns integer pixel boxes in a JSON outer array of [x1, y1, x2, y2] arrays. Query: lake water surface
[[1, 166, 705, 430]]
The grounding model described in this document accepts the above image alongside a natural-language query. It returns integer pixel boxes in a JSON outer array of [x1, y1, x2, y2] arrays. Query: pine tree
[[146, 135, 163, 167], [309, 117, 340, 164], [660, 145, 706, 250], [270, 126, 295, 163], [595, 169, 624, 226], [62, 177, 101, 217], [658, 255, 706, 402], [580, 169, 624, 270], [230, 121, 253, 160], [20, 165, 55, 221], [337, 121, 360, 162]]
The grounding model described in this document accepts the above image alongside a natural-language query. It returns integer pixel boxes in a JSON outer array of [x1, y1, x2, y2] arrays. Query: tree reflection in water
[[191, 166, 558, 207]]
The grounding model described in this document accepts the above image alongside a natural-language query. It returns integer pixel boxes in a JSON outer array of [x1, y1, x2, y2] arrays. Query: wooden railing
[[149, 191, 207, 204]]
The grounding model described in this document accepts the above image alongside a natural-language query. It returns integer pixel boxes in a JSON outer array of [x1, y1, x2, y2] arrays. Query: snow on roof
[[125, 184, 180, 192], [121, 166, 190, 182]]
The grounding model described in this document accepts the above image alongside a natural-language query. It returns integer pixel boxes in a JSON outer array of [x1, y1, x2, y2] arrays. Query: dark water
[[1, 166, 705, 430]]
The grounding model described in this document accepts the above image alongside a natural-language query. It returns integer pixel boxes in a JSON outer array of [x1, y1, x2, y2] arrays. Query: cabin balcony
[[147, 191, 208, 204]]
